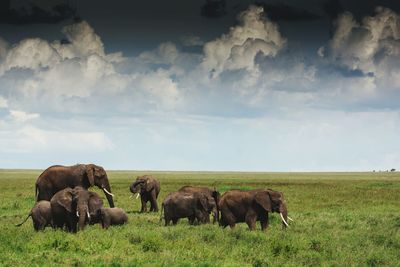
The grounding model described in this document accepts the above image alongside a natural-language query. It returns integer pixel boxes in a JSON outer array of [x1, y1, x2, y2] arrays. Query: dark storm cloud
[[201, 0, 227, 18], [254, 2, 320, 21], [0, 0, 78, 24], [323, 0, 344, 20]]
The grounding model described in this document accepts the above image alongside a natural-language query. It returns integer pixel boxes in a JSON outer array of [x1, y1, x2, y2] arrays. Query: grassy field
[[0, 170, 399, 266]]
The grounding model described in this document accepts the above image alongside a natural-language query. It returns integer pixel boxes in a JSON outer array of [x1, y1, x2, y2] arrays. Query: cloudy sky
[[1, 0, 400, 171]]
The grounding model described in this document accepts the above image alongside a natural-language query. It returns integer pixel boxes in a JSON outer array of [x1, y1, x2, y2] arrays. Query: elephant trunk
[[102, 178, 115, 208], [77, 206, 89, 231]]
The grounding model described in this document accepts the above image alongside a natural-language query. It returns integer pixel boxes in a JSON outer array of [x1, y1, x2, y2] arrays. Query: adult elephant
[[36, 164, 114, 208], [50, 186, 104, 232], [219, 189, 291, 231], [178, 186, 220, 223], [161, 191, 216, 226], [129, 175, 160, 212]]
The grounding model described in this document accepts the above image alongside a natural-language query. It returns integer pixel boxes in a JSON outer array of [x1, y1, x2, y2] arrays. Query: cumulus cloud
[[53, 21, 105, 59], [201, 5, 286, 78], [0, 20, 185, 115], [328, 7, 400, 73], [1, 38, 60, 73], [139, 42, 179, 65]]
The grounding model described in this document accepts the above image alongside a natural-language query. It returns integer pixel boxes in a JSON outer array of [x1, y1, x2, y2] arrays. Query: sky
[[0, 0, 400, 171]]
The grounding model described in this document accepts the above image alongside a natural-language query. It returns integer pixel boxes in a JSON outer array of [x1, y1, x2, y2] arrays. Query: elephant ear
[[86, 165, 95, 186], [57, 191, 74, 213], [254, 191, 272, 212], [89, 192, 103, 211], [145, 179, 154, 191]]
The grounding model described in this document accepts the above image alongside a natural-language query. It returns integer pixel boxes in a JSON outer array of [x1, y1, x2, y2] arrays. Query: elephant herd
[[17, 164, 293, 233]]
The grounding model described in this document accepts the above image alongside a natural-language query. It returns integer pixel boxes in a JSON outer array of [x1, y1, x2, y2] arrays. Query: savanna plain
[[0, 170, 399, 266]]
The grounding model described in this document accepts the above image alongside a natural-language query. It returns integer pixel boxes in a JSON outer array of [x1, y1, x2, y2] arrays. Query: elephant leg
[[140, 196, 147, 212], [188, 215, 195, 225], [164, 216, 170, 226], [150, 190, 158, 212], [245, 210, 257, 230], [102, 217, 110, 229], [220, 207, 236, 229], [260, 213, 269, 231], [37, 217, 46, 231], [67, 216, 77, 233], [172, 218, 178, 225]]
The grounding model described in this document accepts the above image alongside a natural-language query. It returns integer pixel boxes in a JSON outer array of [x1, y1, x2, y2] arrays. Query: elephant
[[50, 186, 104, 232], [161, 191, 216, 226], [35, 164, 114, 208], [219, 189, 291, 231], [129, 175, 160, 212], [15, 200, 52, 231], [98, 207, 128, 229], [178, 185, 220, 223], [88, 192, 104, 225]]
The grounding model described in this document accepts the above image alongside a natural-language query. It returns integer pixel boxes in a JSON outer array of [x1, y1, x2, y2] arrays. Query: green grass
[[1, 170, 399, 266]]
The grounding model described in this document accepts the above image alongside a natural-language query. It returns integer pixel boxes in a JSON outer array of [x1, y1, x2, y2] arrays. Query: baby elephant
[[161, 192, 215, 226], [16, 200, 52, 231], [99, 207, 128, 229]]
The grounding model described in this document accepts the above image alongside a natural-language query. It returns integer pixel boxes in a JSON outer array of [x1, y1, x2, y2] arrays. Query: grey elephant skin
[[16, 200, 52, 231], [219, 189, 289, 231], [178, 185, 220, 223], [161, 191, 216, 226], [130, 175, 160, 212], [35, 164, 114, 208], [50, 186, 104, 232], [98, 207, 128, 229]]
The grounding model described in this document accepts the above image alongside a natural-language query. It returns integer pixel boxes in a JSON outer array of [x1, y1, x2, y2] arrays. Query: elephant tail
[[15, 213, 31, 227], [159, 203, 164, 223]]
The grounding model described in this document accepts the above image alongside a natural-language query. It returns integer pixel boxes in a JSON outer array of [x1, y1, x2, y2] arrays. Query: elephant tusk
[[288, 216, 294, 222], [76, 211, 79, 217], [103, 188, 115, 197], [136, 193, 140, 199], [280, 213, 289, 227], [87, 211, 91, 220]]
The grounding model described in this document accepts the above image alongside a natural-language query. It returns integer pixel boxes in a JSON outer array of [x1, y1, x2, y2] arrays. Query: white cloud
[[1, 38, 60, 73], [0, 125, 114, 154], [201, 5, 286, 77], [9, 110, 39, 122], [181, 36, 204, 46], [52, 21, 105, 59], [134, 69, 181, 109], [0, 96, 8, 108], [139, 42, 179, 65]]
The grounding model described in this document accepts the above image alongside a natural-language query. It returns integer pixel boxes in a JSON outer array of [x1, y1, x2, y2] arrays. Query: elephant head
[[54, 187, 91, 231], [71, 187, 92, 230], [129, 175, 156, 197], [86, 164, 114, 207], [88, 192, 104, 225], [254, 190, 290, 228], [197, 193, 217, 223]]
